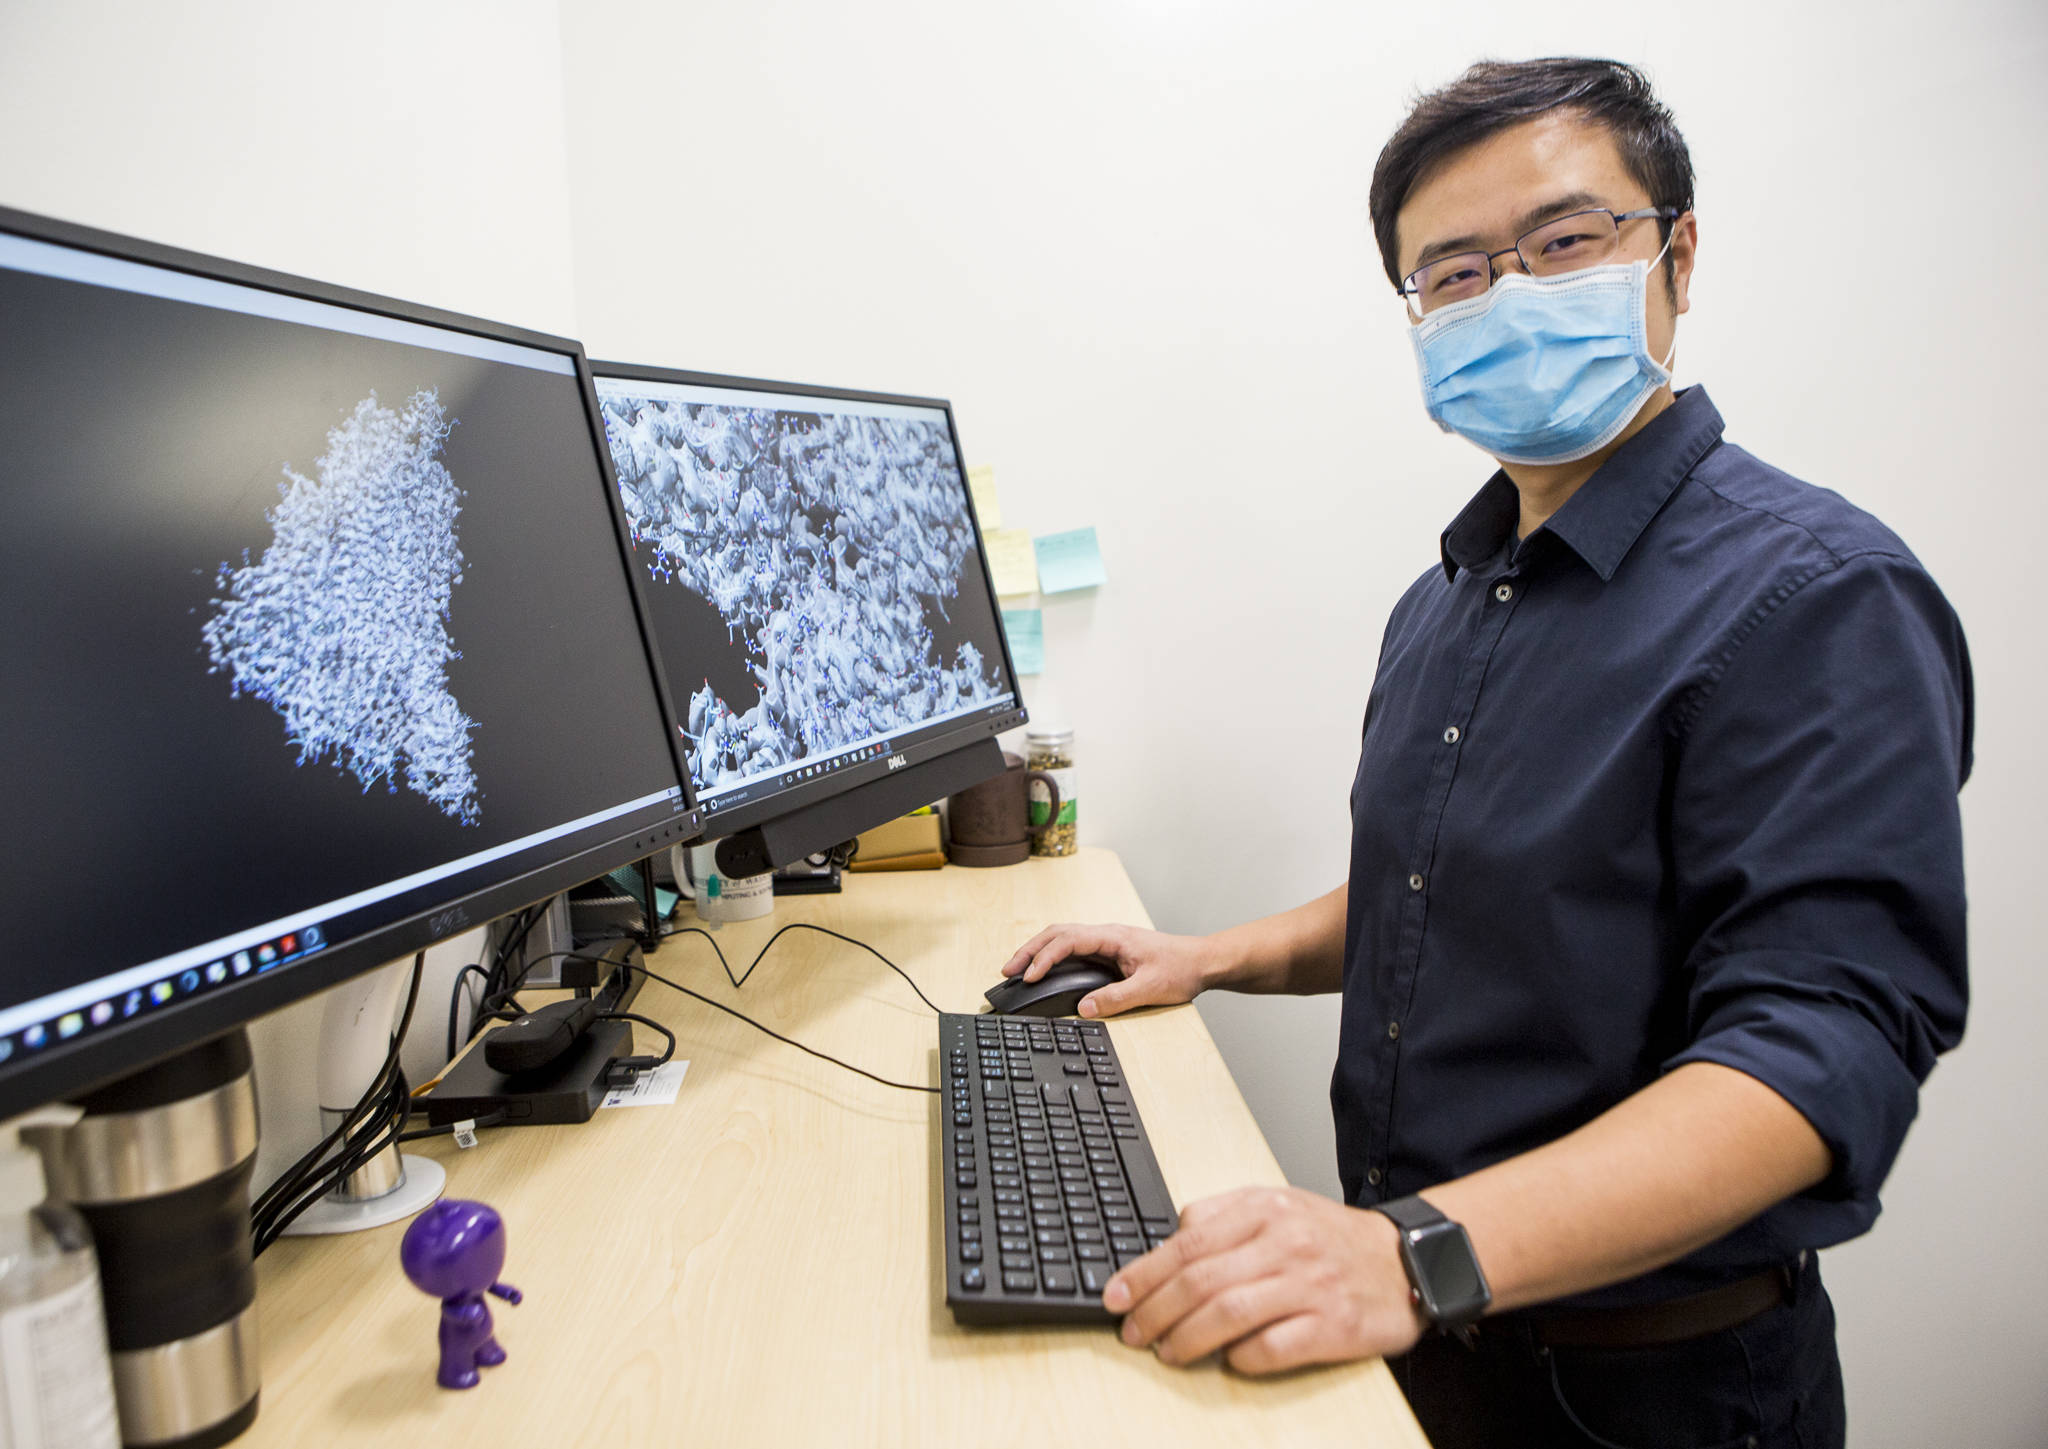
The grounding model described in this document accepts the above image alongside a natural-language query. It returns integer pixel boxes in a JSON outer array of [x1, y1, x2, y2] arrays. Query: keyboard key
[[961, 1241, 982, 1262], [1081, 1262, 1114, 1294], [961, 1267, 985, 1292], [1042, 1267, 1078, 1294], [1002, 1272, 1038, 1293]]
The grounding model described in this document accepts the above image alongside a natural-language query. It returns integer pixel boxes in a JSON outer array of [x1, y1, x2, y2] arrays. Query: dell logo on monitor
[[887, 754, 909, 771], [429, 906, 471, 936]]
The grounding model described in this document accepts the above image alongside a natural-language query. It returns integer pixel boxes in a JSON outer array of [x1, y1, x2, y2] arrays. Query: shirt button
[[1407, 874, 1424, 892], [1494, 583, 1515, 603], [1443, 725, 1461, 745], [1386, 1021, 1401, 1041], [1367, 1167, 1384, 1187]]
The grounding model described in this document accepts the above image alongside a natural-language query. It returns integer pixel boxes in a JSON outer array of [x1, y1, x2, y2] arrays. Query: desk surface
[[247, 848, 1427, 1447]]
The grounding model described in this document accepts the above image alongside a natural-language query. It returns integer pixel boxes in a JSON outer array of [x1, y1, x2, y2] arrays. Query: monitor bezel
[[586, 359, 1029, 846], [0, 204, 704, 1116]]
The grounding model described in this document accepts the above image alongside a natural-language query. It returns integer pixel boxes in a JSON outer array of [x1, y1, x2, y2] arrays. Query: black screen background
[[0, 264, 684, 1001]]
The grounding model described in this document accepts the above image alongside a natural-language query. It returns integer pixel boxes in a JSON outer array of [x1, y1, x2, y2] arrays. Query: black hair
[[1369, 58, 1695, 292]]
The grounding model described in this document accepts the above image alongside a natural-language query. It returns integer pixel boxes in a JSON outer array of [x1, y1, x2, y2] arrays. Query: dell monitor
[[587, 364, 1027, 876], [0, 206, 703, 1119]]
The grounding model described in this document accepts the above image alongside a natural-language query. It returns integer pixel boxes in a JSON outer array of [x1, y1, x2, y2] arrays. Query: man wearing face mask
[[998, 58, 1970, 1447]]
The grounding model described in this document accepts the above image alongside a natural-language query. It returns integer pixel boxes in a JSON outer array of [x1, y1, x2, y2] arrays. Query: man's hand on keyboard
[[997, 923, 1217, 1018], [1101, 1186, 1427, 1373]]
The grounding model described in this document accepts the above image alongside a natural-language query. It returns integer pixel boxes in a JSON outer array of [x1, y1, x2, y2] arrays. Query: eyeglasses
[[1399, 207, 1679, 317]]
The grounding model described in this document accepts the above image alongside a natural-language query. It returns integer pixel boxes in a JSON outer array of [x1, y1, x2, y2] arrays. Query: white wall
[[0, 0, 579, 1182], [3, 1, 2041, 1440], [560, 2, 2046, 1442]]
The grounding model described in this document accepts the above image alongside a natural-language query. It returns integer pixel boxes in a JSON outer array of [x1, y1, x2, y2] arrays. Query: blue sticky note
[[1002, 607, 1044, 675], [1033, 527, 1107, 593]]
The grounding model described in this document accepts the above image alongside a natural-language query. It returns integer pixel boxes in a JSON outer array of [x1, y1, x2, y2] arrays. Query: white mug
[[670, 843, 774, 925]]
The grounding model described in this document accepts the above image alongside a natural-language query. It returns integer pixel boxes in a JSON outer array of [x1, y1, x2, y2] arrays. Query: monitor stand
[[715, 736, 1005, 877], [281, 958, 445, 1236]]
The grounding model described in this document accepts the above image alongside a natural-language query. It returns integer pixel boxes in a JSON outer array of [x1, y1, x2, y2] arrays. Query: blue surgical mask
[[1409, 241, 1676, 466]]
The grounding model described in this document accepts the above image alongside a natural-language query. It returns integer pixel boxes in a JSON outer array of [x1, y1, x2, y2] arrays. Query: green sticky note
[[604, 865, 680, 919], [1001, 607, 1044, 675], [1033, 527, 1106, 593]]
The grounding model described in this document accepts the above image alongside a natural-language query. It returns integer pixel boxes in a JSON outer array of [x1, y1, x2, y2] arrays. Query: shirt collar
[[1439, 386, 1727, 583]]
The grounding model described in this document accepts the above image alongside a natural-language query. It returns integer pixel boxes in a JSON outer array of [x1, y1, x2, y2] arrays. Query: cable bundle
[[250, 954, 424, 1255]]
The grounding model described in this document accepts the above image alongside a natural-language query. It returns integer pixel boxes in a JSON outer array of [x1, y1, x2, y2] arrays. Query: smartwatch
[[1370, 1194, 1492, 1332]]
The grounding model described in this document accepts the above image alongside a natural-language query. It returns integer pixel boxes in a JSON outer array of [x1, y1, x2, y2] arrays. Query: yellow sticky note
[[983, 527, 1039, 597], [967, 464, 1002, 529]]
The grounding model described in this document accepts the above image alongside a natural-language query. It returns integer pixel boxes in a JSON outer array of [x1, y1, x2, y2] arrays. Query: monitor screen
[[0, 209, 700, 1113], [590, 368, 1023, 839]]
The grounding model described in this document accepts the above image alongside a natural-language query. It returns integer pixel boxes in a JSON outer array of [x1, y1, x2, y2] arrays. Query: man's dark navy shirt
[[1334, 386, 1972, 1307]]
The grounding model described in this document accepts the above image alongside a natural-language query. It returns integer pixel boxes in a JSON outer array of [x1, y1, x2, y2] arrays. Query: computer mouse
[[982, 954, 1126, 1018]]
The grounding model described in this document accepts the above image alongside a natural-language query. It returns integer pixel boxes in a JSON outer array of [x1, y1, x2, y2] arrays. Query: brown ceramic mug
[[945, 752, 1061, 867]]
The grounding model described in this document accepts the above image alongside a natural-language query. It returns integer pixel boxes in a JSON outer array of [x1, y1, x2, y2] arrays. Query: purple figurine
[[400, 1199, 523, 1390]]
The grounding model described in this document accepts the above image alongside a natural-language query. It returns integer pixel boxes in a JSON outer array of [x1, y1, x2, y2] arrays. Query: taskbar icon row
[[782, 740, 894, 788], [0, 923, 330, 1064]]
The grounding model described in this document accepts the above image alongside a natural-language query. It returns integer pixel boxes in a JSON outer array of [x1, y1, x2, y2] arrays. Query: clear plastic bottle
[[0, 1106, 120, 1449]]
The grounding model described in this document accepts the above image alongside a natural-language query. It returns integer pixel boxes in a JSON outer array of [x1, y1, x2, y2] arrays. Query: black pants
[[1392, 1255, 1846, 1449]]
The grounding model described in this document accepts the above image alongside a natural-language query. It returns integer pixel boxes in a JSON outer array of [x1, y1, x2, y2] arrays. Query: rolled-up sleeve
[[1664, 550, 1971, 1238]]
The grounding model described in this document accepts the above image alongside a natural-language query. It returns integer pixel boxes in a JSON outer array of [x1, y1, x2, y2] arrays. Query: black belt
[[1507, 1264, 1793, 1350]]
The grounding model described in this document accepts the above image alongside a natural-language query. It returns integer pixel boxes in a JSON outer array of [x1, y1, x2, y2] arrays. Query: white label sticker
[[601, 1060, 690, 1109], [0, 1268, 121, 1449]]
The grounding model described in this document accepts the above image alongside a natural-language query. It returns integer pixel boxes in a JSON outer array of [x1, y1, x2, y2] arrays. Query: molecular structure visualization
[[602, 399, 1004, 791], [204, 388, 482, 825]]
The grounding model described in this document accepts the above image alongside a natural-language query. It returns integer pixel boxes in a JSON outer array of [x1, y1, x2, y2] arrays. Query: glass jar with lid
[[1024, 725, 1077, 857]]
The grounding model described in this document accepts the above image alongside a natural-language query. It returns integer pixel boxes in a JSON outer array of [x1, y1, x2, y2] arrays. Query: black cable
[[255, 1066, 406, 1247], [659, 921, 943, 1014], [478, 904, 545, 1014], [466, 935, 642, 1036], [447, 963, 492, 1060], [623, 962, 936, 1095], [251, 981, 413, 1226], [257, 1073, 410, 1250], [252, 955, 424, 1254], [595, 1011, 675, 1070]]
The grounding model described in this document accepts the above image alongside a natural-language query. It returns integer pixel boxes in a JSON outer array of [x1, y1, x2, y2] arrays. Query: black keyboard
[[940, 1012, 1178, 1325]]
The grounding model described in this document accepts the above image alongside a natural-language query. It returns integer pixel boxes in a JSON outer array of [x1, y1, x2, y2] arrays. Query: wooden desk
[[246, 848, 1428, 1447]]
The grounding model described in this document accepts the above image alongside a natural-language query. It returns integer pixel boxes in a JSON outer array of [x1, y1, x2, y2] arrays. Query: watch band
[[1370, 1193, 1449, 1236]]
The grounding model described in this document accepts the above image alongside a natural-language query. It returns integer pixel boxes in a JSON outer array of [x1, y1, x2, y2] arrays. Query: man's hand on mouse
[[998, 924, 1219, 1018], [1102, 1186, 1427, 1374]]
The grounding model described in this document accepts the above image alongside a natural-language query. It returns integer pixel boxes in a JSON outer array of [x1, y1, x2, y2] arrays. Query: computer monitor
[[587, 363, 1027, 876], [0, 206, 703, 1117]]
